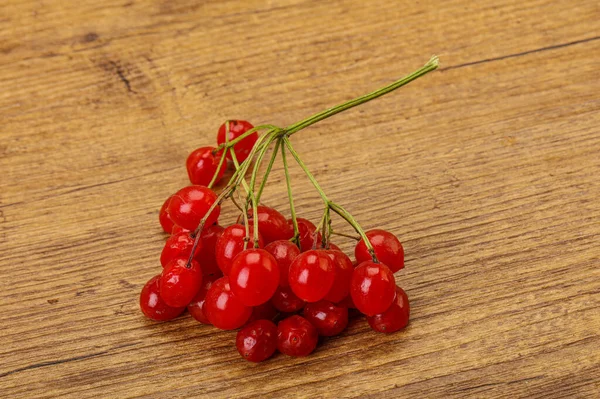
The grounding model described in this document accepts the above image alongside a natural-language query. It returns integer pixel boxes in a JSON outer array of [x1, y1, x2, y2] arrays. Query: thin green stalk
[[329, 202, 377, 262], [282, 137, 329, 205], [256, 139, 281, 204], [281, 142, 299, 246]]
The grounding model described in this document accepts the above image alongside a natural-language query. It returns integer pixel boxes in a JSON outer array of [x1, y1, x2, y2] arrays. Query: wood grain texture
[[1, 0, 599, 397]]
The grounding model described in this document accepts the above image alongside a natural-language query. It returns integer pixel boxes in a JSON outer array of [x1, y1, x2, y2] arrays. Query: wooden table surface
[[1, 0, 599, 398]]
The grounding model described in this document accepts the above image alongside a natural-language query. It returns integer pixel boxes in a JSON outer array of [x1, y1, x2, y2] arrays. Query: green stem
[[216, 123, 280, 152], [256, 138, 281, 204], [329, 202, 377, 262], [283, 137, 329, 205], [285, 56, 439, 135], [207, 147, 228, 189], [281, 142, 300, 246]]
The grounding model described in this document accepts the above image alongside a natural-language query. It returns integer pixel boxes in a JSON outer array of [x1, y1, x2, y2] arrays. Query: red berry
[[247, 301, 278, 324], [196, 224, 225, 276], [159, 257, 203, 307], [323, 250, 353, 303], [204, 276, 252, 330], [355, 229, 405, 272], [289, 218, 321, 252], [229, 249, 280, 306], [217, 120, 257, 163], [337, 293, 357, 309], [168, 186, 220, 231], [171, 225, 190, 235], [289, 250, 335, 302], [271, 285, 305, 313], [215, 224, 264, 275], [139, 275, 185, 321], [303, 300, 348, 337], [350, 261, 396, 316], [186, 146, 228, 186], [236, 320, 278, 362], [187, 274, 220, 324], [159, 196, 175, 234], [239, 206, 293, 244], [367, 286, 410, 333], [277, 315, 318, 357], [264, 240, 301, 288], [160, 232, 202, 268]]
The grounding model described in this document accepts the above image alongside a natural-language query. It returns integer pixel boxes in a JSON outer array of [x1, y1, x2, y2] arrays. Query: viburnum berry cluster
[[140, 57, 439, 362]]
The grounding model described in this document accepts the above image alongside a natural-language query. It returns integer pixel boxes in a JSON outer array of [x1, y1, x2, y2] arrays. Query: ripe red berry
[[367, 286, 410, 333], [159, 231, 202, 268], [168, 185, 220, 231], [204, 276, 252, 330], [171, 225, 190, 235], [271, 285, 305, 313], [350, 261, 396, 316], [247, 301, 278, 324], [215, 224, 264, 275], [303, 300, 348, 336], [323, 250, 353, 303], [289, 218, 321, 252], [289, 250, 335, 303], [186, 146, 228, 186], [159, 257, 203, 307], [264, 240, 301, 288], [355, 229, 405, 272], [187, 274, 220, 324], [217, 120, 257, 163], [140, 275, 185, 321], [229, 249, 280, 306], [239, 206, 293, 244], [159, 196, 175, 234], [277, 315, 318, 357], [236, 320, 278, 362], [195, 224, 225, 276]]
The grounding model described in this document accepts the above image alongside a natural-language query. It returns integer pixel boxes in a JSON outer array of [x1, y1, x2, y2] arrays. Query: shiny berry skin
[[367, 286, 410, 333], [236, 320, 278, 362], [160, 232, 202, 268], [159, 196, 175, 234], [196, 224, 225, 276], [289, 250, 335, 303], [264, 240, 300, 288], [140, 275, 185, 321], [271, 285, 305, 313], [350, 261, 396, 316], [217, 120, 257, 163], [289, 218, 321, 252], [204, 276, 252, 330], [247, 301, 278, 324], [159, 257, 203, 308], [171, 225, 190, 235], [186, 146, 227, 186], [168, 185, 220, 231], [303, 300, 348, 337], [187, 274, 220, 324], [355, 229, 405, 273], [323, 250, 353, 303], [239, 206, 293, 244], [215, 224, 264, 275], [277, 315, 318, 357], [229, 249, 280, 306]]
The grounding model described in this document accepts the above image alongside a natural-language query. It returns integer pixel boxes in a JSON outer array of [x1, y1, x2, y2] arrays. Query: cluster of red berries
[[140, 120, 410, 363]]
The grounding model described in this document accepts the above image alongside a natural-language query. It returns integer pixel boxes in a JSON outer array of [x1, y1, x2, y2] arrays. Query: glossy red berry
[[289, 218, 321, 252], [271, 285, 305, 313], [367, 286, 410, 333], [337, 293, 357, 309], [303, 300, 348, 337], [236, 320, 278, 362], [239, 206, 293, 244], [160, 232, 202, 268], [350, 261, 396, 316], [187, 274, 220, 324], [264, 240, 301, 288], [159, 257, 203, 308], [229, 249, 280, 306], [204, 276, 252, 330], [289, 250, 336, 303], [171, 225, 190, 235], [196, 224, 225, 276], [140, 275, 185, 321], [215, 224, 264, 275], [355, 229, 405, 272], [247, 301, 278, 324], [186, 146, 228, 186], [168, 185, 220, 231], [217, 120, 257, 163], [277, 315, 318, 357], [159, 196, 175, 234], [323, 250, 353, 303]]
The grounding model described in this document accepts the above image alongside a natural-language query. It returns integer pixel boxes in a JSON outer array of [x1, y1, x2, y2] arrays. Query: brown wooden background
[[1, 0, 599, 398]]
